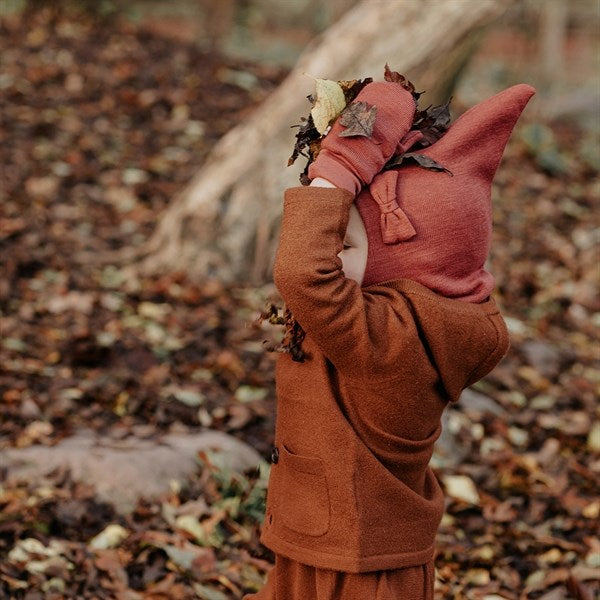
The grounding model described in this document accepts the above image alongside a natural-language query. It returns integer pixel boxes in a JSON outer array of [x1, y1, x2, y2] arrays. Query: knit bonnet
[[355, 84, 535, 301]]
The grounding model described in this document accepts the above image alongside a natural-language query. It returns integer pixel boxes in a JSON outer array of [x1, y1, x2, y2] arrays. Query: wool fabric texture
[[258, 186, 510, 575], [310, 84, 536, 300], [244, 557, 435, 600]]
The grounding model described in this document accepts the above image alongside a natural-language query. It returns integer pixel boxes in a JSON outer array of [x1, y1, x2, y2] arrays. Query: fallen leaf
[[93, 550, 129, 587], [227, 404, 252, 430], [443, 474, 480, 505], [162, 544, 199, 571], [25, 176, 60, 198], [465, 568, 490, 585], [175, 515, 207, 545], [192, 584, 228, 600], [160, 385, 205, 407], [587, 421, 600, 451], [89, 524, 129, 550], [234, 385, 268, 403]]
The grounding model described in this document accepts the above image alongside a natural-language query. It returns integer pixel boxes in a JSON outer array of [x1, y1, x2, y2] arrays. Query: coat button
[[270, 445, 279, 464]]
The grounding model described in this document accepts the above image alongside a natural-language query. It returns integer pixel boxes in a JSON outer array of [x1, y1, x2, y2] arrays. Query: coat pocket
[[279, 444, 330, 537]]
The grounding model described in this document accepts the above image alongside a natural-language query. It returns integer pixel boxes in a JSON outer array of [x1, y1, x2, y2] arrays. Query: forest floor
[[1, 7, 599, 600]]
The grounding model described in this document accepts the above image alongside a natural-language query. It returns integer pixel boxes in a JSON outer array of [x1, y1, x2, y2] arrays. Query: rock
[[520, 339, 562, 379], [2, 429, 262, 514], [433, 410, 471, 469], [458, 389, 507, 416], [433, 390, 506, 469], [19, 397, 42, 419]]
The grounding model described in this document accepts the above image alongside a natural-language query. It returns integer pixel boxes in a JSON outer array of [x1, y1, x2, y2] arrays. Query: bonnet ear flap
[[427, 84, 536, 180]]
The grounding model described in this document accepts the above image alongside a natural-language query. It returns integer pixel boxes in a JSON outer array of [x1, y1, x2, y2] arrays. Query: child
[[245, 80, 535, 599]]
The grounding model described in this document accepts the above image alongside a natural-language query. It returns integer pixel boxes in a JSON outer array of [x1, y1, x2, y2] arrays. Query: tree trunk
[[538, 0, 568, 83], [135, 0, 513, 285]]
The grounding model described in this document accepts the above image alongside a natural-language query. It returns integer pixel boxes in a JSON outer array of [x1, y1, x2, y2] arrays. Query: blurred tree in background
[[15, 0, 594, 284], [129, 0, 599, 284]]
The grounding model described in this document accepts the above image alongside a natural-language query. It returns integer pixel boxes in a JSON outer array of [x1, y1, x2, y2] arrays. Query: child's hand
[[307, 81, 416, 195]]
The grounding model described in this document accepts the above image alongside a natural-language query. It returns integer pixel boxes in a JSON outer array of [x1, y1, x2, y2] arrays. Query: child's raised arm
[[273, 82, 417, 374], [273, 185, 383, 374]]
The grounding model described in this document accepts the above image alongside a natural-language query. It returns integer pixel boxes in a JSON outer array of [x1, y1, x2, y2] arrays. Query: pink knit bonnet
[[356, 84, 535, 302]]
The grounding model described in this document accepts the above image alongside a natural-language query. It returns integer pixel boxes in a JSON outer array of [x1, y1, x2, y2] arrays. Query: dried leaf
[[288, 115, 319, 167], [89, 524, 129, 550], [160, 385, 205, 407], [94, 550, 129, 586], [338, 101, 377, 138], [587, 421, 600, 451], [192, 584, 228, 600], [234, 385, 268, 403], [175, 515, 208, 545], [413, 97, 452, 147], [443, 474, 480, 505], [337, 77, 372, 103], [383, 63, 417, 96], [310, 78, 346, 134], [162, 544, 199, 571], [384, 152, 453, 175]]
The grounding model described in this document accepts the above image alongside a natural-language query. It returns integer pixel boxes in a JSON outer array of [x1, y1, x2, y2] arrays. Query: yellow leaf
[[443, 474, 480, 505], [89, 524, 129, 550], [176, 515, 208, 545], [582, 500, 600, 519], [587, 420, 600, 452], [310, 78, 346, 134], [465, 568, 490, 586]]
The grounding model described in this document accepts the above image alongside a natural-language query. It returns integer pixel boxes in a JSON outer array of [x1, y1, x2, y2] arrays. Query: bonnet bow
[[369, 170, 416, 244], [368, 129, 424, 244]]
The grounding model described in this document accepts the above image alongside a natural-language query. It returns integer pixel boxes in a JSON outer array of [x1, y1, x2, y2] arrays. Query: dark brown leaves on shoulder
[[258, 302, 307, 362], [338, 101, 377, 138], [258, 302, 285, 325]]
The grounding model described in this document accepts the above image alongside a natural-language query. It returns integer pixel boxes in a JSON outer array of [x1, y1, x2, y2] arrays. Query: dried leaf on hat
[[412, 97, 452, 148], [384, 151, 453, 175], [288, 65, 453, 185]]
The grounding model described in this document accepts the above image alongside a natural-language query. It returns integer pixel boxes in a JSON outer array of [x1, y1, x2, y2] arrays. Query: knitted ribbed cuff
[[307, 152, 361, 196]]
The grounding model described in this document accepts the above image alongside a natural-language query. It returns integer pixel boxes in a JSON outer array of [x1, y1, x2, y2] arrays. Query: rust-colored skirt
[[243, 556, 435, 600]]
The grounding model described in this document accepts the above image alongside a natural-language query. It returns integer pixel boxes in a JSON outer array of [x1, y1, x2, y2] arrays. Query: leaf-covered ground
[[1, 8, 599, 600]]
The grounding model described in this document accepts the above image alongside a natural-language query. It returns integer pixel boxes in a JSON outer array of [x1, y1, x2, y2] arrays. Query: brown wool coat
[[260, 186, 510, 572]]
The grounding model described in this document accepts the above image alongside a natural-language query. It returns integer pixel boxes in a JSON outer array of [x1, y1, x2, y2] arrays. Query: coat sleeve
[[272, 185, 411, 375]]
